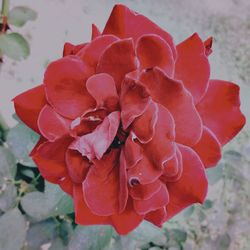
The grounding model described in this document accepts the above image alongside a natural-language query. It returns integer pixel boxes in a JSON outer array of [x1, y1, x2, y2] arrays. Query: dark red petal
[[32, 137, 72, 181], [70, 111, 120, 160], [166, 145, 208, 220], [38, 105, 71, 141], [58, 175, 73, 196], [73, 185, 110, 225], [129, 179, 162, 200], [145, 207, 167, 227], [77, 35, 119, 68], [204, 37, 213, 56], [196, 80, 246, 145], [192, 126, 222, 168], [83, 150, 120, 216], [86, 73, 119, 111], [44, 56, 95, 119], [65, 149, 90, 183], [140, 68, 202, 146], [91, 24, 101, 40], [136, 34, 174, 77], [141, 104, 175, 168], [120, 77, 150, 129], [111, 198, 144, 235], [133, 183, 169, 215], [96, 38, 137, 90], [161, 146, 183, 182], [13, 85, 46, 133], [175, 33, 210, 103], [132, 101, 158, 143], [103, 4, 176, 59], [63, 42, 87, 57]]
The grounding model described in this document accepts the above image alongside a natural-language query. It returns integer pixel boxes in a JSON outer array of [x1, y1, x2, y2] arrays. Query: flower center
[[110, 124, 129, 149]]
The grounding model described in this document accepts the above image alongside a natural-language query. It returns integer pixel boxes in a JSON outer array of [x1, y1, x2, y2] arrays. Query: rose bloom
[[13, 5, 245, 234]]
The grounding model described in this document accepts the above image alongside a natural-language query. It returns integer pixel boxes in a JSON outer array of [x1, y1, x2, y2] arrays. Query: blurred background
[[0, 0, 249, 249]]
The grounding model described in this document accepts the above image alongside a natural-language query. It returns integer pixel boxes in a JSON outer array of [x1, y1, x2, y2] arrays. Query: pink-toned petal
[[145, 207, 168, 227], [196, 80, 246, 145], [83, 150, 120, 216], [58, 175, 73, 196], [166, 145, 208, 220], [73, 185, 110, 225], [133, 183, 169, 215], [175, 33, 210, 103], [13, 85, 47, 133], [86, 73, 119, 111], [103, 4, 176, 59], [63, 42, 87, 56], [111, 198, 144, 235], [129, 179, 162, 200], [44, 56, 95, 119], [120, 77, 150, 129], [96, 38, 137, 90], [192, 126, 222, 168], [204, 37, 213, 56], [77, 35, 119, 68], [32, 137, 72, 181], [38, 105, 71, 141], [136, 34, 174, 77], [70, 111, 120, 160], [65, 149, 90, 183], [91, 24, 101, 40], [132, 101, 158, 143], [140, 67, 202, 146]]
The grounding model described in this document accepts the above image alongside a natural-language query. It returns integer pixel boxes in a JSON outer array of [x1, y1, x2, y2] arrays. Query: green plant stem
[[0, 112, 8, 131], [1, 0, 10, 16]]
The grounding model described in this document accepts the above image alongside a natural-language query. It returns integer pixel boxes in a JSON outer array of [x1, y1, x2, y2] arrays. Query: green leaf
[[166, 229, 187, 243], [21, 182, 74, 220], [68, 225, 113, 250], [8, 6, 37, 27], [203, 199, 213, 210], [6, 122, 39, 167], [0, 208, 27, 250], [206, 163, 223, 185]]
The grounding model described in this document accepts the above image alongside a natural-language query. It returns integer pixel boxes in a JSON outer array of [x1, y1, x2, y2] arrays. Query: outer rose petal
[[44, 55, 95, 119], [63, 42, 87, 56], [145, 207, 168, 227], [77, 35, 119, 68], [140, 67, 202, 146], [175, 33, 210, 103], [196, 80, 246, 145], [32, 137, 72, 181], [133, 183, 169, 215], [73, 185, 109, 225], [166, 145, 208, 220], [70, 111, 120, 160], [13, 85, 46, 133], [192, 126, 222, 168], [91, 24, 101, 40], [96, 38, 137, 90], [103, 4, 176, 59], [38, 105, 71, 141], [86, 73, 119, 111], [58, 175, 73, 196], [136, 34, 174, 77], [204, 37, 213, 56]]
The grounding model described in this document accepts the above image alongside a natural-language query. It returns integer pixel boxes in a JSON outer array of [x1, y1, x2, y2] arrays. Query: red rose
[[13, 4, 245, 234]]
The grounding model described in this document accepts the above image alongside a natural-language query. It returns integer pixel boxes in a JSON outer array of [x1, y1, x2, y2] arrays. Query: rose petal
[[83, 150, 120, 216], [204, 37, 213, 56], [175, 33, 210, 103], [38, 105, 71, 141], [44, 55, 95, 119], [91, 23, 101, 40], [96, 38, 137, 90], [136, 34, 174, 77], [13, 84, 46, 133], [133, 183, 169, 215], [145, 207, 167, 227], [70, 111, 120, 160], [166, 145, 208, 220], [140, 67, 202, 146], [63, 42, 87, 56], [192, 126, 222, 168], [196, 80, 246, 145], [77, 35, 119, 68], [103, 4, 176, 59], [58, 175, 73, 196], [65, 149, 90, 183], [32, 137, 72, 181], [86, 73, 119, 111], [73, 185, 109, 225]]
